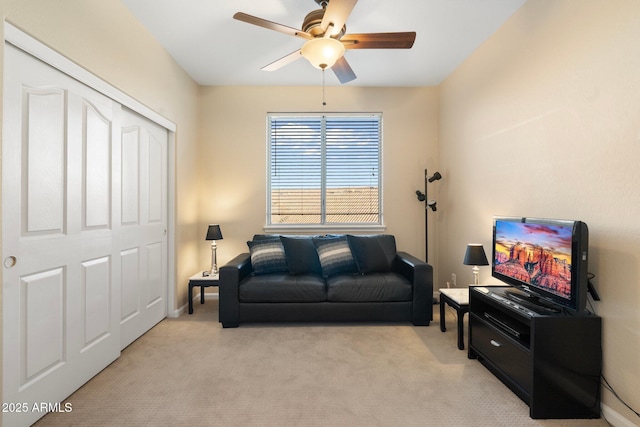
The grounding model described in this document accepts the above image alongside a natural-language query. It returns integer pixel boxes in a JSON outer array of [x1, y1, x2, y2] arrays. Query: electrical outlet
[[451, 273, 457, 287]]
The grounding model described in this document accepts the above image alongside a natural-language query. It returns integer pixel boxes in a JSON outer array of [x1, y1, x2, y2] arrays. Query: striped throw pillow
[[247, 239, 288, 275], [313, 236, 357, 278]]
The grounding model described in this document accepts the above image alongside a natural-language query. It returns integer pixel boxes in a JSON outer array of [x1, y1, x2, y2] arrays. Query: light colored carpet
[[35, 300, 607, 427]]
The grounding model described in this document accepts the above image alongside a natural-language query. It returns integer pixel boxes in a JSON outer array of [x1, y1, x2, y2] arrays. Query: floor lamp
[[415, 169, 442, 263]]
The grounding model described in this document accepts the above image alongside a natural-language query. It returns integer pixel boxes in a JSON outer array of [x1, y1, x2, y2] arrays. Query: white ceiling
[[122, 0, 527, 87]]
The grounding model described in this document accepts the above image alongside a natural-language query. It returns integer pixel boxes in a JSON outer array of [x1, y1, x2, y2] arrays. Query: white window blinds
[[268, 113, 381, 226]]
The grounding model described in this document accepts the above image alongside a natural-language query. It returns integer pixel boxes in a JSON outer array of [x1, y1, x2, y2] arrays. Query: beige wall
[[198, 86, 439, 269], [438, 0, 640, 421]]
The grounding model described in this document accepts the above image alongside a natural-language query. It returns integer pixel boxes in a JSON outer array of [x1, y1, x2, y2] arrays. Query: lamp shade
[[205, 224, 223, 241], [463, 244, 489, 266], [301, 37, 345, 69]]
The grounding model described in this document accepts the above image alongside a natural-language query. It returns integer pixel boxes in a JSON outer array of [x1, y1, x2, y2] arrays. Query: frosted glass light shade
[[301, 38, 345, 69]]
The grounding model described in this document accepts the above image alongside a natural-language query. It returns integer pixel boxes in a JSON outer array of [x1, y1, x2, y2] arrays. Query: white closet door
[[3, 43, 170, 427], [119, 107, 168, 350], [2, 44, 121, 426]]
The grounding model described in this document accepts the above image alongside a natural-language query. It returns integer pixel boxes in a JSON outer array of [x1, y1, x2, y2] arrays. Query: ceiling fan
[[233, 0, 416, 84]]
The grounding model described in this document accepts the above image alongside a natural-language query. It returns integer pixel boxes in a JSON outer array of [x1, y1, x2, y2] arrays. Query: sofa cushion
[[348, 235, 396, 274], [247, 239, 288, 275], [326, 272, 412, 302], [280, 236, 322, 275], [313, 235, 358, 278], [239, 274, 326, 302]]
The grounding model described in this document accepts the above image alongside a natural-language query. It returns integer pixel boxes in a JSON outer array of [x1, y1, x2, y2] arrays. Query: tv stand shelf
[[468, 286, 602, 419]]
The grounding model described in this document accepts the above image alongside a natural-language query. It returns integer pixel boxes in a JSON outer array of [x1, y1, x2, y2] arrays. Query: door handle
[[490, 339, 502, 348], [4, 256, 17, 268]]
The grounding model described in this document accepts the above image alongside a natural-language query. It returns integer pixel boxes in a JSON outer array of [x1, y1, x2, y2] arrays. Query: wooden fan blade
[[321, 0, 358, 37], [341, 32, 416, 49], [332, 56, 357, 84], [234, 12, 312, 40], [261, 50, 302, 71]]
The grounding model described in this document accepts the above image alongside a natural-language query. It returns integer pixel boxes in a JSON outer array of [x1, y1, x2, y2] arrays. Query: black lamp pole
[[424, 169, 429, 262], [416, 169, 442, 263], [416, 169, 442, 305]]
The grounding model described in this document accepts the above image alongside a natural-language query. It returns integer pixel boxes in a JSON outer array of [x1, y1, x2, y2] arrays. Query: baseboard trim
[[169, 293, 219, 318], [602, 403, 636, 427], [169, 306, 183, 318]]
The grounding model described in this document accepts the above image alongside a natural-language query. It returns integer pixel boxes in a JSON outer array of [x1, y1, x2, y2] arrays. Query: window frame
[[265, 112, 385, 233]]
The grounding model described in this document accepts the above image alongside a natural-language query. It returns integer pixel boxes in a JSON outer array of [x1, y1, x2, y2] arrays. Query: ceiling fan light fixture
[[301, 37, 345, 69]]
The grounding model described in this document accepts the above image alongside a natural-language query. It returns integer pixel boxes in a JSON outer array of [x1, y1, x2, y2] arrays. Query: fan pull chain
[[322, 68, 326, 110]]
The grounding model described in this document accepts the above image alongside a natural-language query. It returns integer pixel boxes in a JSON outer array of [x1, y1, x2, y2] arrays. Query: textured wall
[[438, 0, 640, 422]]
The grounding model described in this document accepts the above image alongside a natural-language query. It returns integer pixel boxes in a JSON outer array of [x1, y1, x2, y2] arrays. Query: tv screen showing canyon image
[[493, 220, 573, 299]]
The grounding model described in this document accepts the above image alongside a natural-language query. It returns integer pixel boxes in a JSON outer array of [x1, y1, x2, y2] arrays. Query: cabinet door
[[530, 317, 602, 419], [470, 315, 531, 395]]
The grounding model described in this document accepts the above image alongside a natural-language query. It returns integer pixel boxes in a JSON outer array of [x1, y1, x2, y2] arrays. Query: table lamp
[[463, 243, 489, 285], [206, 224, 223, 275]]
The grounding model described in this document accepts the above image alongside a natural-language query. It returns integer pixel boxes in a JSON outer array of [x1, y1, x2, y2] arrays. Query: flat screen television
[[491, 216, 589, 314]]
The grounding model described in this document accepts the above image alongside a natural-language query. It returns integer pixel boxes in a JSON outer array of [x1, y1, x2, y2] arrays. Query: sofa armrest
[[394, 251, 433, 326], [219, 253, 252, 328]]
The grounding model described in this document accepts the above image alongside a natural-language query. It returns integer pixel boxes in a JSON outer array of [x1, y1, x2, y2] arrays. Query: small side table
[[439, 288, 470, 350], [189, 272, 219, 314]]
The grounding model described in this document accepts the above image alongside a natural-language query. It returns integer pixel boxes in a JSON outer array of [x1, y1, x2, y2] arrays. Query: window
[[268, 113, 382, 227]]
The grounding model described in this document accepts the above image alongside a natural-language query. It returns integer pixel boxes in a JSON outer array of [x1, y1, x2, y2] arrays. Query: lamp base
[[210, 242, 218, 276], [472, 266, 480, 285]]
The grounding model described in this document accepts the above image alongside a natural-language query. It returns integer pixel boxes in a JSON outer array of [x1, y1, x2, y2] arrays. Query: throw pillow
[[313, 236, 358, 278], [280, 236, 322, 275], [347, 235, 392, 274], [247, 239, 288, 275]]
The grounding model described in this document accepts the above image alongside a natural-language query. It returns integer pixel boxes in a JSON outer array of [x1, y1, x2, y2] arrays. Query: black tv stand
[[469, 286, 602, 419]]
